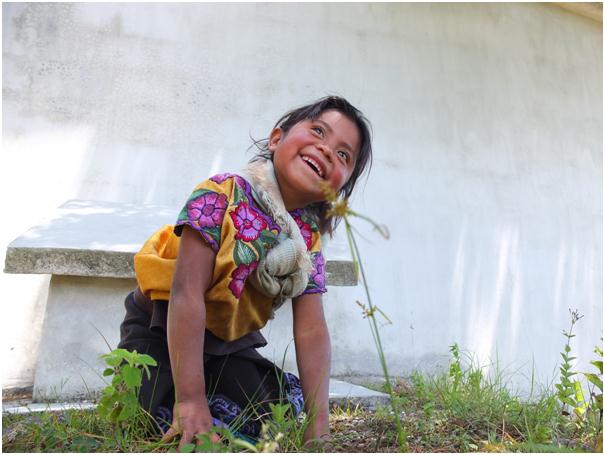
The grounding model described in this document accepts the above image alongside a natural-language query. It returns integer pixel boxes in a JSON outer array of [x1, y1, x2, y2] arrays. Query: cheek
[[329, 167, 350, 190]]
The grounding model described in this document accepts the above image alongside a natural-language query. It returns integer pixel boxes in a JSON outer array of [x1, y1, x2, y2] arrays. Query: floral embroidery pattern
[[177, 173, 326, 305], [230, 202, 268, 242], [188, 191, 228, 228], [293, 215, 312, 250], [228, 261, 258, 298]]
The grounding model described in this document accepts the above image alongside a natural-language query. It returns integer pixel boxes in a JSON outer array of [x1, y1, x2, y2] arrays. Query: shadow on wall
[[446, 217, 601, 385], [4, 2, 241, 210]]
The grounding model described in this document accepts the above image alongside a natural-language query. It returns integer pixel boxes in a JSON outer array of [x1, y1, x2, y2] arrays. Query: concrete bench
[[5, 200, 387, 407]]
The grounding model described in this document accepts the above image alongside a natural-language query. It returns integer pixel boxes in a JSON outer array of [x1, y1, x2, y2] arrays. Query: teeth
[[302, 156, 324, 178]]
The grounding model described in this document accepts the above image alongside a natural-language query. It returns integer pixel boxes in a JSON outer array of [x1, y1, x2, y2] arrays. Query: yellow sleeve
[[134, 224, 180, 301]]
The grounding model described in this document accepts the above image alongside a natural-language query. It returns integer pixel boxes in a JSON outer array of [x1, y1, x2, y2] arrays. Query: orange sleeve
[[134, 224, 181, 301]]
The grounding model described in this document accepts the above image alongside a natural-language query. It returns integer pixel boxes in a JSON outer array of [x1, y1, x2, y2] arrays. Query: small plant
[[555, 309, 587, 419], [254, 402, 303, 452], [448, 343, 464, 391], [97, 348, 157, 449], [553, 310, 603, 451]]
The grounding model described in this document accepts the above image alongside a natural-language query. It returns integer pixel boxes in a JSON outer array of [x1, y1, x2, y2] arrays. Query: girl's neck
[[277, 178, 312, 212]]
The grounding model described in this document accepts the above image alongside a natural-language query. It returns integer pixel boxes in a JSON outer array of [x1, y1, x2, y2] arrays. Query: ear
[[268, 128, 283, 153]]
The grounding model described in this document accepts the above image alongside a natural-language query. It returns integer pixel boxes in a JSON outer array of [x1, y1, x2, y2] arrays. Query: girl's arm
[[292, 292, 331, 444], [162, 225, 217, 448]]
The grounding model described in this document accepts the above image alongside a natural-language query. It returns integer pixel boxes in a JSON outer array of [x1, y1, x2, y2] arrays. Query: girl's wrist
[[305, 412, 329, 435], [303, 425, 331, 447], [174, 379, 208, 406]]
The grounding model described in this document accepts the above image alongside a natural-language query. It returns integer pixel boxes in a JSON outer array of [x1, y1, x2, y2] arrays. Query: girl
[[118, 96, 372, 448]]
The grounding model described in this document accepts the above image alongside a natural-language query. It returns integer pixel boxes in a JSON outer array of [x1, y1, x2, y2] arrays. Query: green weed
[[554, 310, 603, 451], [556, 310, 587, 419], [96, 348, 159, 450]]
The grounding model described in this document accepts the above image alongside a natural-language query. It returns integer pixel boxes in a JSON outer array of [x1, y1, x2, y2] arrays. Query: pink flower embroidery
[[188, 192, 228, 228], [294, 216, 313, 250], [230, 202, 267, 242], [228, 261, 258, 298]]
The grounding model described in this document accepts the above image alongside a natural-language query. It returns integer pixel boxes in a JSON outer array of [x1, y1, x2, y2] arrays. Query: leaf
[[137, 353, 158, 367], [590, 360, 603, 374], [180, 443, 196, 453], [142, 364, 152, 380], [122, 364, 143, 388], [118, 395, 139, 421], [102, 368, 114, 377], [109, 404, 123, 423], [103, 355, 124, 368], [96, 399, 111, 420], [374, 305, 393, 325], [573, 380, 586, 401], [113, 348, 132, 358], [584, 373, 603, 391]]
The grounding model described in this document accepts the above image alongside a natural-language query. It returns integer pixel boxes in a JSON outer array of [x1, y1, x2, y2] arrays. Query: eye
[[337, 150, 350, 162], [311, 126, 324, 136]]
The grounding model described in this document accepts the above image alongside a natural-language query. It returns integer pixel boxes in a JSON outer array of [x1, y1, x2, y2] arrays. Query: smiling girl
[[118, 96, 373, 448]]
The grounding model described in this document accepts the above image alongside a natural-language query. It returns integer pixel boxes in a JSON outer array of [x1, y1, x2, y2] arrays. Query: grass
[[3, 358, 601, 453], [2, 406, 172, 452]]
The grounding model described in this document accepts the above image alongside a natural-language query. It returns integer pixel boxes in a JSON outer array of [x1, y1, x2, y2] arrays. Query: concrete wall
[[2, 3, 602, 392]]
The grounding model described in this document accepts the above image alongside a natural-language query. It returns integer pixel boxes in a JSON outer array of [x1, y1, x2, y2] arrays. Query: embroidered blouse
[[134, 173, 327, 341]]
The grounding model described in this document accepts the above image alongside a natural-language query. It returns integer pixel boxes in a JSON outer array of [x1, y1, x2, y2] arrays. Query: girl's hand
[[161, 399, 219, 449]]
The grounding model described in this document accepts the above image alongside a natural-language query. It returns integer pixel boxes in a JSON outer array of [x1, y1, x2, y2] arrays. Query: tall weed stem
[[344, 218, 407, 448], [322, 183, 407, 449]]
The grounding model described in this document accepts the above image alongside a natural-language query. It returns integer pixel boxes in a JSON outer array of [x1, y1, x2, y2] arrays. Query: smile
[[301, 155, 324, 178]]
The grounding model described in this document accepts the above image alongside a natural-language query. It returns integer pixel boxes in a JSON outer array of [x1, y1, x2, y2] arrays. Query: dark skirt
[[117, 290, 303, 440]]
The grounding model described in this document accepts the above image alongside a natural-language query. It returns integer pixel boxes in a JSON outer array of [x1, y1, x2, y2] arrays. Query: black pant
[[117, 292, 303, 437]]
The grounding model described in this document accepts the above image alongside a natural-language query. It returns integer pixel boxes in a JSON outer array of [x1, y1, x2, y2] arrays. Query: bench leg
[[33, 275, 135, 402]]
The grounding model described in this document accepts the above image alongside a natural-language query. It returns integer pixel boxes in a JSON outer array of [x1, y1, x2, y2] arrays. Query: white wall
[[2, 3, 602, 392]]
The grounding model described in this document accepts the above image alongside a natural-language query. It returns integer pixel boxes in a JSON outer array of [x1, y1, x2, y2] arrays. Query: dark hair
[[250, 95, 373, 236]]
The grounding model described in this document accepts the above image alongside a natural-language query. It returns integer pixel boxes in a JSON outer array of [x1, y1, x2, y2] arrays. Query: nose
[[317, 142, 333, 163]]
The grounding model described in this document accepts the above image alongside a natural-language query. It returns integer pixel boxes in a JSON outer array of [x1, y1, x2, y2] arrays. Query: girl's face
[[269, 109, 361, 210]]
